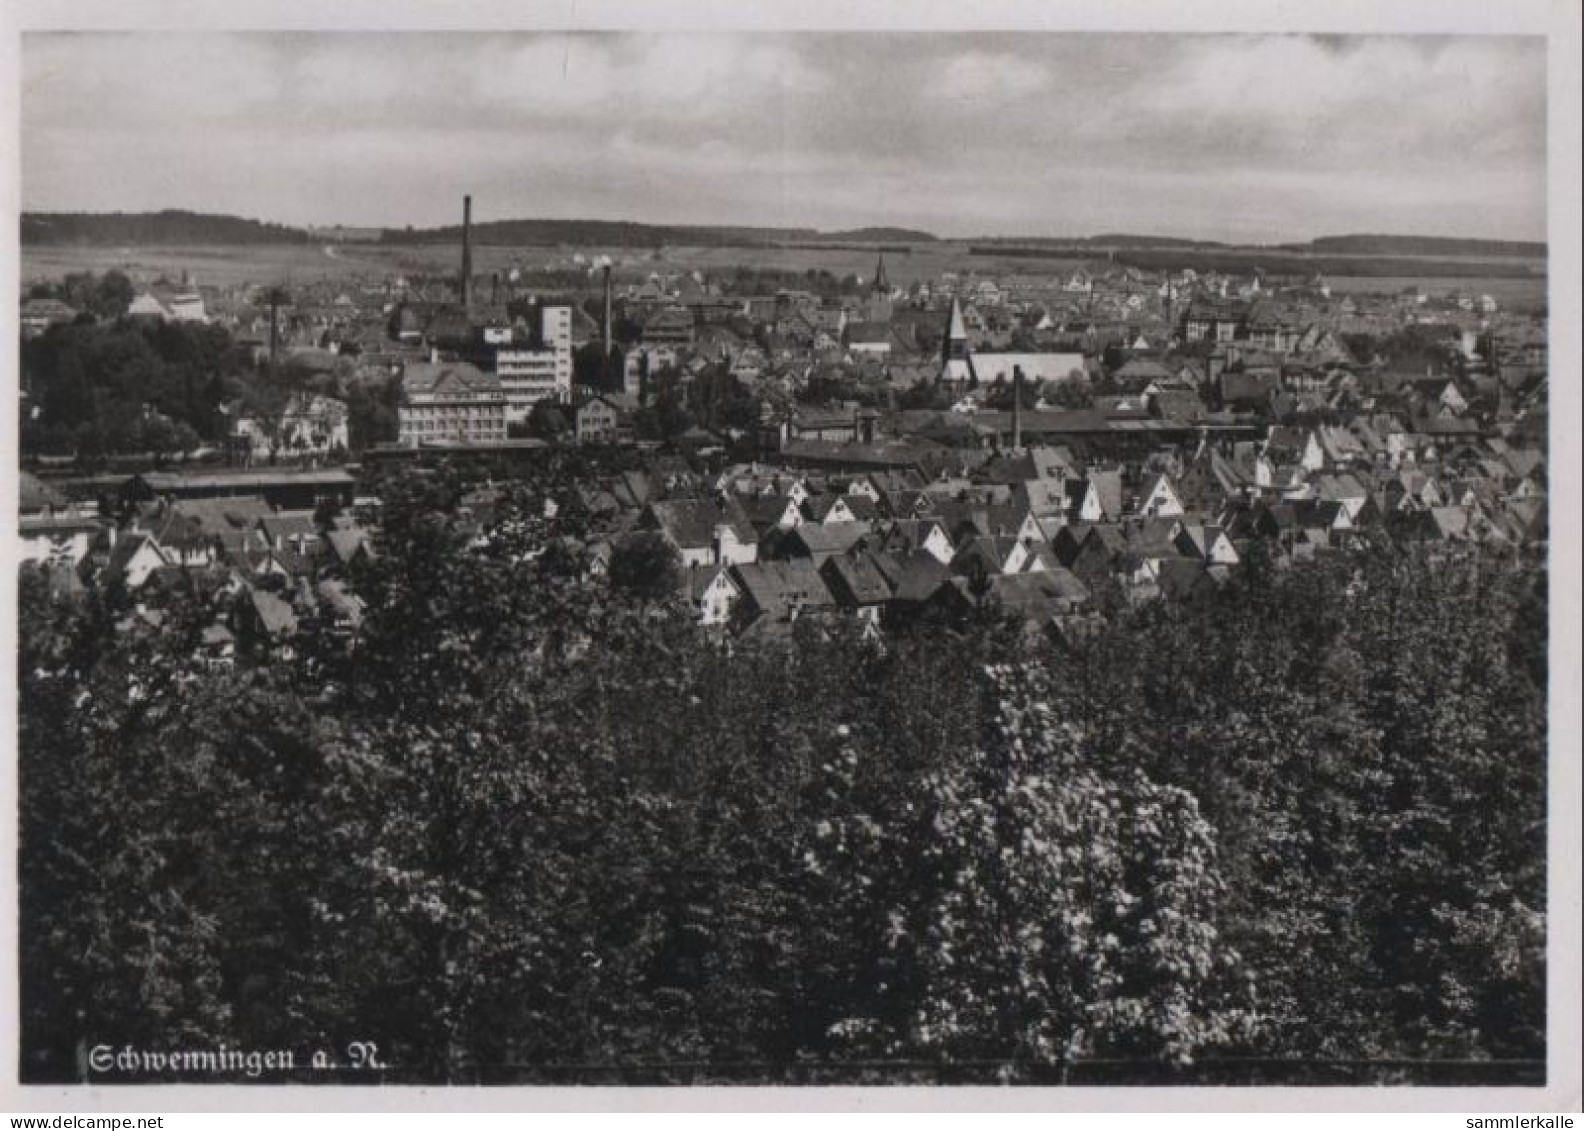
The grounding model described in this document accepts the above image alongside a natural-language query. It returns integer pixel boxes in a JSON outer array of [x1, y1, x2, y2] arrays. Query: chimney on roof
[[461, 195, 474, 314]]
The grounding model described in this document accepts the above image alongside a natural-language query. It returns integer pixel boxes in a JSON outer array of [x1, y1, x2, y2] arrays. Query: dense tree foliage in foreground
[[21, 319, 252, 457], [18, 468, 1546, 1084]]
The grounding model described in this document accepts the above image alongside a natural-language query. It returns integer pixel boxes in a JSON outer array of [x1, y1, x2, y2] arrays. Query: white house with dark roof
[[729, 559, 834, 624], [641, 498, 759, 568], [1173, 522, 1240, 566], [686, 564, 742, 626], [1136, 473, 1185, 518], [97, 530, 170, 589]]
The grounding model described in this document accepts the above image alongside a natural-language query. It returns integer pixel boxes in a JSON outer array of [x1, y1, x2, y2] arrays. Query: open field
[[1323, 273, 1548, 311], [23, 243, 533, 290], [646, 243, 1090, 284], [22, 242, 1547, 311], [21, 241, 1089, 290]]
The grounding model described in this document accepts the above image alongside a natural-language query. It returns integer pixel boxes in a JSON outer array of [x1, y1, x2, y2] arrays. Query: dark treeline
[[968, 235, 1229, 250], [1111, 250, 1544, 279], [388, 220, 934, 248], [20, 318, 254, 458], [818, 227, 935, 243], [967, 246, 1545, 279], [782, 243, 915, 255], [22, 211, 315, 246], [20, 313, 400, 462], [386, 219, 825, 249], [964, 234, 1546, 259], [26, 269, 136, 319], [17, 463, 1546, 1084], [1298, 234, 1546, 259], [21, 212, 1536, 260]]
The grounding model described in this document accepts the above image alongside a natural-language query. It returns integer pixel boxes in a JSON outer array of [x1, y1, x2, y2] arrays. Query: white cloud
[[484, 36, 619, 112], [1138, 36, 1543, 149], [23, 34, 282, 128], [936, 51, 1051, 103], [478, 34, 825, 122], [19, 32, 1546, 241], [292, 44, 410, 110]]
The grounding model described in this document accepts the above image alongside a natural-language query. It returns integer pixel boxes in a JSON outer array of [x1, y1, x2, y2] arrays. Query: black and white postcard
[[3, 0, 1579, 1116]]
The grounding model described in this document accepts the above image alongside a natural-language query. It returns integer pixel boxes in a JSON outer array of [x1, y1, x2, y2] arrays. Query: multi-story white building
[[398, 360, 508, 446], [496, 304, 572, 421]]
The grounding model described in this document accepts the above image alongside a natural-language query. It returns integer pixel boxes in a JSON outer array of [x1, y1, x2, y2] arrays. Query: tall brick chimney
[[602, 264, 613, 353], [602, 262, 614, 385], [461, 195, 474, 313]]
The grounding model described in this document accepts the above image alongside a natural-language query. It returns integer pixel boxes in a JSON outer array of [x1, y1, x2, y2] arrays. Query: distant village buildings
[[18, 193, 1548, 653]]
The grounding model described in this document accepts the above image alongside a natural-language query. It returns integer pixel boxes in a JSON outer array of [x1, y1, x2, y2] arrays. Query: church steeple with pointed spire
[[866, 251, 894, 322], [940, 296, 975, 386]]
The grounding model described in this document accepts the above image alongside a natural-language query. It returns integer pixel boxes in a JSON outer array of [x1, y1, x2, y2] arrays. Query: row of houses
[[611, 420, 1545, 638], [21, 400, 1545, 659], [19, 474, 379, 660]]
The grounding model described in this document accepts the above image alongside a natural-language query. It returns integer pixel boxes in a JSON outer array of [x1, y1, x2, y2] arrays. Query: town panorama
[[15, 30, 1551, 1092]]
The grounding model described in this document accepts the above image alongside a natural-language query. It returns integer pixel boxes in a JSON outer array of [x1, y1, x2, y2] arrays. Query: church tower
[[940, 296, 975, 386], [867, 251, 893, 322]]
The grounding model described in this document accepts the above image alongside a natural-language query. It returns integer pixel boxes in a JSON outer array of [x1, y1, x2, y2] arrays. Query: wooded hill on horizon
[[21, 210, 1546, 260]]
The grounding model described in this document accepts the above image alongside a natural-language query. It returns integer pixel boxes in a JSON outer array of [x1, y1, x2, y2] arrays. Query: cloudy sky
[[21, 32, 1547, 243]]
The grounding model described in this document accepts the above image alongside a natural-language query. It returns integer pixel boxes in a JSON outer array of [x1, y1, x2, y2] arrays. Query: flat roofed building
[[496, 304, 573, 419]]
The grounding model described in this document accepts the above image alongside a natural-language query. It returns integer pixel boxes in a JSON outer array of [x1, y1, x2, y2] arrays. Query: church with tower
[[940, 296, 976, 386], [866, 252, 894, 323]]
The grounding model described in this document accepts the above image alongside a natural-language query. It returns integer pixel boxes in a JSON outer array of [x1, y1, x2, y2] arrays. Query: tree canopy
[[18, 465, 1547, 1084], [21, 318, 250, 457]]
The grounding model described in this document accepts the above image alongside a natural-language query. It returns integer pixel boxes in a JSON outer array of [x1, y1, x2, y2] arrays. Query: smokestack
[[1012, 365, 1024, 452], [602, 263, 613, 387], [602, 264, 613, 352], [461, 195, 473, 313], [268, 287, 281, 377]]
